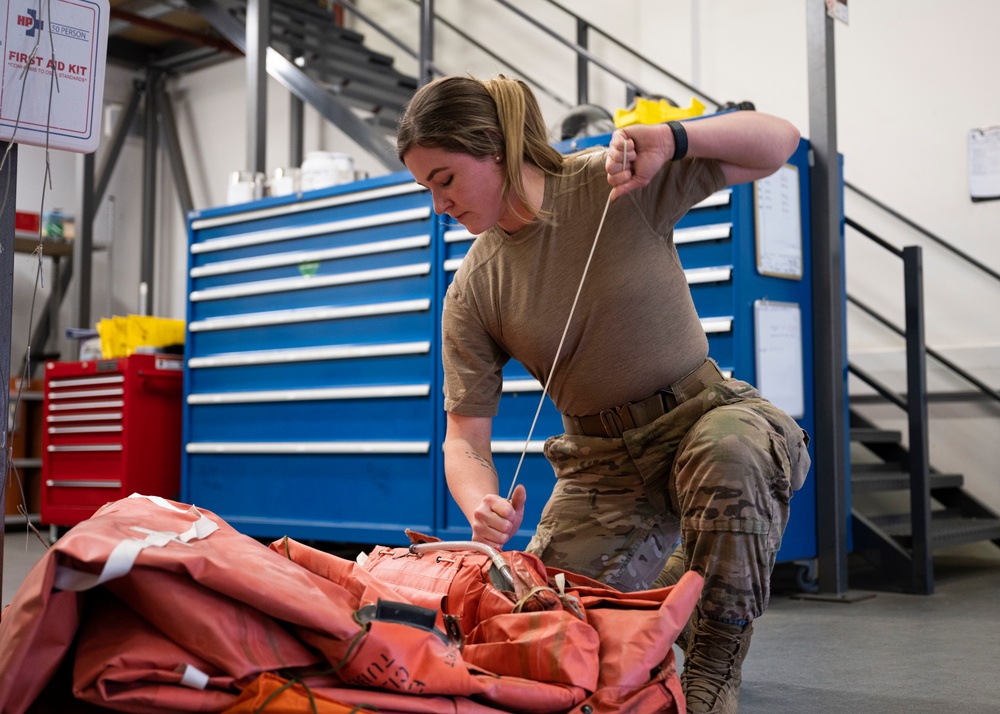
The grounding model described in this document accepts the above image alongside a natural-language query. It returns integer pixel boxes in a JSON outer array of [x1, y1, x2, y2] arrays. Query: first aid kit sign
[[0, 0, 109, 153]]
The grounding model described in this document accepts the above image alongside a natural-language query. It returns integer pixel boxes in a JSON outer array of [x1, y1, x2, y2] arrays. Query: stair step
[[850, 426, 902, 444], [239, 0, 419, 118], [867, 510, 1000, 549], [267, 17, 395, 67], [851, 469, 964, 493], [292, 58, 416, 104], [272, 0, 369, 44]]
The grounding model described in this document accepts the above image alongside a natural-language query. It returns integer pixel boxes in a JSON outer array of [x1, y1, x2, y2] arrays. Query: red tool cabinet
[[41, 353, 184, 527]]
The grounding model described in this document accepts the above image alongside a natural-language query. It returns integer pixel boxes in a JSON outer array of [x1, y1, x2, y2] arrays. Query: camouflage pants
[[525, 380, 810, 622]]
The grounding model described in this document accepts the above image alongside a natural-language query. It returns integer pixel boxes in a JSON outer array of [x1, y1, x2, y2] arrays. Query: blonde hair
[[397, 75, 565, 220]]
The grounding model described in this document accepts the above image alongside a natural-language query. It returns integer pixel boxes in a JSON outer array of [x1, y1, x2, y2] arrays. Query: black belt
[[561, 359, 726, 438]]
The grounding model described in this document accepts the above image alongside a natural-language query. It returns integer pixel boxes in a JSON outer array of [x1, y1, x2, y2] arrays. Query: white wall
[[8, 0, 999, 508]]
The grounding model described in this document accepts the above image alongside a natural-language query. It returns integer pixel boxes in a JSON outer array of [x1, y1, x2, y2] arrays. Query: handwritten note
[[754, 164, 803, 279], [754, 300, 804, 418]]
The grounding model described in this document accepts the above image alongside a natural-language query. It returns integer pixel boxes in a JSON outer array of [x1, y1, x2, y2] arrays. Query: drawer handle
[[47, 444, 124, 452], [45, 479, 122, 489], [48, 375, 125, 388], [49, 388, 125, 400], [48, 425, 123, 435]]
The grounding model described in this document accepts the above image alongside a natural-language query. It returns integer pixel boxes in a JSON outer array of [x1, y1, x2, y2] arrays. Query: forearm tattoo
[[466, 450, 498, 477]]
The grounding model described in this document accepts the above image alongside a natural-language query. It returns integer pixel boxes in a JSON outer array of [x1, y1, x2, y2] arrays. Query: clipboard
[[754, 299, 804, 418], [753, 164, 803, 280]]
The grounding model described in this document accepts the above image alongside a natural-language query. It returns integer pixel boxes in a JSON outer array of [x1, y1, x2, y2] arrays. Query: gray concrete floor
[[4, 527, 1000, 713], [739, 545, 1000, 714]]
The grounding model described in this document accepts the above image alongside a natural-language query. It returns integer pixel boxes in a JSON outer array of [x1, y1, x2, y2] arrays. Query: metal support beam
[[246, 0, 269, 173], [141, 68, 160, 316], [807, 2, 849, 594], [419, 0, 435, 86], [0, 141, 17, 599], [576, 19, 588, 105], [903, 246, 933, 595], [290, 94, 304, 168], [95, 80, 143, 207], [73, 151, 96, 351], [156, 86, 195, 217], [24, 255, 72, 378]]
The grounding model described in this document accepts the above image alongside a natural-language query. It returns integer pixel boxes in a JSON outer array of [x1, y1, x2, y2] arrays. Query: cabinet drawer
[[185, 451, 435, 543]]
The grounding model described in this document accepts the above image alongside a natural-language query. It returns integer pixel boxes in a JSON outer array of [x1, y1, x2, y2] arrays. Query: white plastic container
[[226, 171, 264, 205], [267, 167, 301, 197], [300, 151, 354, 192]]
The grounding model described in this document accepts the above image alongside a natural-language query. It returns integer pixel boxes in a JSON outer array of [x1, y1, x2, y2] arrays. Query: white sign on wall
[[0, 0, 109, 154]]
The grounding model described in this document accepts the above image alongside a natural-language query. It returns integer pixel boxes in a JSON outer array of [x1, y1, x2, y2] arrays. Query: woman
[[398, 75, 810, 714]]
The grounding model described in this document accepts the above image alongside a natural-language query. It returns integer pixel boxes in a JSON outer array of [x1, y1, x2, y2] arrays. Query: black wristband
[[667, 120, 688, 161]]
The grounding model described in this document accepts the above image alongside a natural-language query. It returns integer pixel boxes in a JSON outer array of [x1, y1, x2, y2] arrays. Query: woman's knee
[[672, 406, 790, 532]]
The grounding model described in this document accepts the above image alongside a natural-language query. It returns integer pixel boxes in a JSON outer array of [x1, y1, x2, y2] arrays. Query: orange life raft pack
[[0, 494, 702, 713]]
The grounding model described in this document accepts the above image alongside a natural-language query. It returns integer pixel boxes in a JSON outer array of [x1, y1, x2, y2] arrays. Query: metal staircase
[[186, 0, 417, 168], [850, 409, 1000, 593], [845, 206, 1000, 594]]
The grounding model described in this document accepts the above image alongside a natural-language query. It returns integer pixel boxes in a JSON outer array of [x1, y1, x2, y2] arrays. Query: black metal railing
[[845, 217, 1000, 410], [846, 194, 1000, 592], [845, 234, 933, 593], [847, 182, 1000, 284], [336, 0, 723, 112]]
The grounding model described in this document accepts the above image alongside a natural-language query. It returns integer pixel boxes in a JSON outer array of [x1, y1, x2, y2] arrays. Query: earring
[[495, 154, 502, 162]]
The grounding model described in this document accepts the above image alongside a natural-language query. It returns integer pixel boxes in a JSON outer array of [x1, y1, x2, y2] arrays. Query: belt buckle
[[599, 408, 626, 438], [661, 388, 679, 412]]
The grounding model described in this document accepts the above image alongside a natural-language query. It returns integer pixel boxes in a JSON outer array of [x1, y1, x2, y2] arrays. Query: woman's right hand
[[471, 484, 526, 550]]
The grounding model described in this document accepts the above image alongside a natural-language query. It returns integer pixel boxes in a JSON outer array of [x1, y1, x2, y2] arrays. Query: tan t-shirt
[[442, 149, 726, 418]]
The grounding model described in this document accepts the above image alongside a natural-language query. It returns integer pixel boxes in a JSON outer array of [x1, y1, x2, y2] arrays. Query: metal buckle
[[598, 408, 626, 438]]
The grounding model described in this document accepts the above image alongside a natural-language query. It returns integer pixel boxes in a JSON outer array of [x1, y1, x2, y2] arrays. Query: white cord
[[505, 182, 619, 501]]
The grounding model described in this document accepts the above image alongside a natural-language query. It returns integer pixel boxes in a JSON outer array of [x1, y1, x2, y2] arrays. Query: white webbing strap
[[52, 494, 219, 592]]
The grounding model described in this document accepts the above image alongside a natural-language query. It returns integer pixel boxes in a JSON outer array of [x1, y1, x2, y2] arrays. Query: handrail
[[845, 217, 901, 257], [336, 0, 571, 110], [851, 246, 934, 594], [902, 245, 933, 594], [847, 181, 1000, 283], [410, 3, 573, 110], [848, 294, 1000, 405], [488, 0, 650, 97], [330, 0, 430, 69], [402, 0, 715, 109], [847, 217, 1000, 407], [848, 362, 908, 411], [539, 0, 722, 108]]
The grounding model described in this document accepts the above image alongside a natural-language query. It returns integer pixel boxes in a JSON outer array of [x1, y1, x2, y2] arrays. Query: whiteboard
[[754, 164, 803, 279], [754, 300, 804, 418]]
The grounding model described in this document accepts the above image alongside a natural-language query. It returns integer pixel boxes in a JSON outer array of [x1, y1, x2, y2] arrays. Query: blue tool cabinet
[[184, 138, 818, 561]]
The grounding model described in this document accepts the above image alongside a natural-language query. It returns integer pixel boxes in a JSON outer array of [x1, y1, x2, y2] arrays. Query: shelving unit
[[5, 380, 44, 527], [12, 234, 74, 359]]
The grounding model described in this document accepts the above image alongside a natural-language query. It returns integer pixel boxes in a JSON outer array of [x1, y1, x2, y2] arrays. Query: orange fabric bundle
[[0, 495, 702, 713], [223, 672, 377, 714]]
